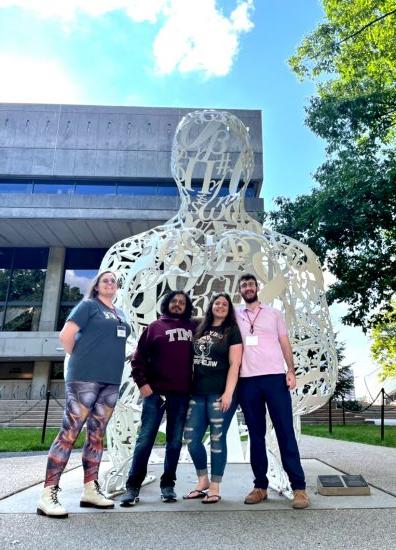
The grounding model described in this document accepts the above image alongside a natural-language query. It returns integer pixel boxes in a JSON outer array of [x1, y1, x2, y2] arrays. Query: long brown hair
[[195, 293, 237, 339], [86, 270, 118, 299]]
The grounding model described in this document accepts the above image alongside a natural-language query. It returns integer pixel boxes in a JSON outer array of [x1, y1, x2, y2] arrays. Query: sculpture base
[[317, 475, 371, 496]]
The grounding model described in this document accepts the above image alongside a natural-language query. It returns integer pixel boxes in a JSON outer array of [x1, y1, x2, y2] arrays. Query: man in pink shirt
[[236, 273, 309, 509]]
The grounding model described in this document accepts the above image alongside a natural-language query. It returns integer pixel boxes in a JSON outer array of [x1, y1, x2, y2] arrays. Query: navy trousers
[[238, 374, 305, 491]]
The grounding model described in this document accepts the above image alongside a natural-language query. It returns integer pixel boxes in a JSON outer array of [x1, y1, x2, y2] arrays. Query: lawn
[[0, 428, 166, 452], [2, 425, 395, 453], [302, 424, 396, 448], [0, 428, 86, 452]]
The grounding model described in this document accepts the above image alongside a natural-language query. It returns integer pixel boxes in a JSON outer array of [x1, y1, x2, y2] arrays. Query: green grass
[[4, 424, 394, 453], [0, 428, 86, 452], [0, 427, 166, 452], [302, 423, 396, 448]]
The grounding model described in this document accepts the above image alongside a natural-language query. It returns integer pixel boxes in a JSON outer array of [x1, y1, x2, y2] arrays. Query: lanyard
[[97, 299, 123, 324], [245, 307, 261, 334]]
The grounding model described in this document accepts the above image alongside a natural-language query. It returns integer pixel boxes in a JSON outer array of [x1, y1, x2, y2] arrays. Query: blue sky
[[0, 0, 377, 397]]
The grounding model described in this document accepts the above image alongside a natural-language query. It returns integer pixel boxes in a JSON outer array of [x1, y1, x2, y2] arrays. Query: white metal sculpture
[[100, 109, 338, 497]]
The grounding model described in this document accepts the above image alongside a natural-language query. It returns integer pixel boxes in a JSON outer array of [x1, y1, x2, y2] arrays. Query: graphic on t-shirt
[[193, 330, 224, 367], [103, 311, 118, 320], [165, 328, 193, 342]]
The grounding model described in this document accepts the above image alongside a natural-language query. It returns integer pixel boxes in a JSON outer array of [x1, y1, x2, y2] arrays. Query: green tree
[[371, 299, 396, 379], [268, 0, 396, 330], [333, 337, 355, 400]]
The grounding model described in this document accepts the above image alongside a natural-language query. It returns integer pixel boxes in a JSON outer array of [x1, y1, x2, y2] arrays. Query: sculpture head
[[171, 110, 254, 200]]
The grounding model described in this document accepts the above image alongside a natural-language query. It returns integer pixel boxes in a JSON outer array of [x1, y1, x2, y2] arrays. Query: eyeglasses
[[100, 278, 117, 284], [240, 281, 257, 289]]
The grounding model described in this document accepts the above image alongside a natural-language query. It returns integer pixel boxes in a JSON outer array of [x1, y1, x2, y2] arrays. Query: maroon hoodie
[[131, 315, 195, 394]]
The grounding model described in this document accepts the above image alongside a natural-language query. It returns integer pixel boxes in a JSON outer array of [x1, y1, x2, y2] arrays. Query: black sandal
[[183, 489, 208, 500], [202, 494, 221, 504]]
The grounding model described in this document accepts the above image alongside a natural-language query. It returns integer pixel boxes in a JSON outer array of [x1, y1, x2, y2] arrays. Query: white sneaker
[[80, 480, 114, 509], [37, 485, 68, 518]]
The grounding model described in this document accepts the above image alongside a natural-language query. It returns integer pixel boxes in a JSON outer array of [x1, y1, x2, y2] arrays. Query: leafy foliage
[[333, 337, 355, 400], [371, 298, 396, 379], [268, 0, 396, 330]]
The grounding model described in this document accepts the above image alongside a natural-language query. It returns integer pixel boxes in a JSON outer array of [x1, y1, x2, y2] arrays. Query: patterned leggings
[[44, 381, 119, 487]]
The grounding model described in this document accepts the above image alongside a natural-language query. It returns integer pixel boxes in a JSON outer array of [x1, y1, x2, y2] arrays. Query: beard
[[168, 309, 183, 318], [243, 292, 258, 304]]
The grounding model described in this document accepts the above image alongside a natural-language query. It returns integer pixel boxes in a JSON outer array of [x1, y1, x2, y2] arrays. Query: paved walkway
[[0, 435, 395, 550]]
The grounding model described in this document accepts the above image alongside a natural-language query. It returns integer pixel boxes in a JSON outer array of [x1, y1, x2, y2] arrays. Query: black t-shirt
[[192, 324, 242, 395]]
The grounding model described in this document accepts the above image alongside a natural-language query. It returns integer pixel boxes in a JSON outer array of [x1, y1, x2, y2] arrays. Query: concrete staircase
[[358, 404, 396, 421], [301, 403, 368, 425], [0, 399, 65, 428]]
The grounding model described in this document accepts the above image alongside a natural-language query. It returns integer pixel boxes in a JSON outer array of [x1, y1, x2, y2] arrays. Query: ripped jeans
[[184, 394, 237, 482]]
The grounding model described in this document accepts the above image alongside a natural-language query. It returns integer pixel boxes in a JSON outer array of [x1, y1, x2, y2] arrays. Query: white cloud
[[0, 54, 82, 103], [0, 0, 255, 76], [0, 1, 166, 22], [153, 0, 254, 77]]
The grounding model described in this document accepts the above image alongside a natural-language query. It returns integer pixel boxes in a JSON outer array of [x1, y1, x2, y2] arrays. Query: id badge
[[117, 325, 126, 338], [245, 335, 258, 346]]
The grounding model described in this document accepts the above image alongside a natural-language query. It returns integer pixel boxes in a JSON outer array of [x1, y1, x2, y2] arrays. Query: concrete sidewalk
[[0, 435, 395, 550]]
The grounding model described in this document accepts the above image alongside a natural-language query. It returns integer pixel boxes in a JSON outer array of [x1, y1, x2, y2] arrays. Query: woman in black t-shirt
[[183, 293, 242, 503]]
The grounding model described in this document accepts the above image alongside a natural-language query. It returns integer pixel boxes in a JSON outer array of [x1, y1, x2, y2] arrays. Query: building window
[[0, 362, 34, 380], [57, 248, 108, 329], [51, 362, 65, 380], [33, 182, 75, 195], [0, 248, 48, 331]]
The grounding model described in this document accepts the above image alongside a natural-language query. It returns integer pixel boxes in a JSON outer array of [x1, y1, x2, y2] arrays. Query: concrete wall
[[0, 103, 263, 182], [0, 332, 63, 360]]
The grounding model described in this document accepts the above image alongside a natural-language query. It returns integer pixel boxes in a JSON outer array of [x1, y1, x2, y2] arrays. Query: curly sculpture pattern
[[99, 110, 338, 497]]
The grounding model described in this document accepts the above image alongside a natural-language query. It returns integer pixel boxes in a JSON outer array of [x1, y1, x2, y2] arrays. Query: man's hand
[[286, 370, 297, 390], [140, 384, 153, 397]]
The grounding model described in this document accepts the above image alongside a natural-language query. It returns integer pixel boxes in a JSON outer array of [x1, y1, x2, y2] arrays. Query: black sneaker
[[161, 486, 177, 502], [120, 487, 140, 507]]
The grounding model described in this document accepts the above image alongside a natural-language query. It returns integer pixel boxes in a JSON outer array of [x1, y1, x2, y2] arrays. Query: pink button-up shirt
[[236, 303, 288, 377]]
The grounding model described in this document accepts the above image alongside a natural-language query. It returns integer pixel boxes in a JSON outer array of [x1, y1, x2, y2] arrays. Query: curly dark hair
[[195, 293, 237, 339], [160, 290, 193, 319]]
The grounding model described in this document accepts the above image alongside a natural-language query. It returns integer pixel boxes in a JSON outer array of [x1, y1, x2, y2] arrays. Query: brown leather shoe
[[244, 488, 268, 505], [292, 490, 309, 509]]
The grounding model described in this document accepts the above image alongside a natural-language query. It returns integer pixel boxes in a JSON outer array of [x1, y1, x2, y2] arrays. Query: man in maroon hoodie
[[120, 290, 195, 506]]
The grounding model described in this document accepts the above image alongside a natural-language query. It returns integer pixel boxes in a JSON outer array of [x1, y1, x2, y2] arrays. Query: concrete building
[[0, 103, 264, 400]]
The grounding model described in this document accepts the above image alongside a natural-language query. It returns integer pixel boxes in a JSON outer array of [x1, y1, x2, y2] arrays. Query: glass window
[[51, 362, 65, 380], [34, 182, 75, 195], [75, 184, 115, 195], [0, 248, 48, 332], [3, 306, 42, 331], [157, 184, 178, 196], [0, 362, 34, 380], [117, 184, 157, 195], [0, 181, 33, 193], [57, 248, 108, 329]]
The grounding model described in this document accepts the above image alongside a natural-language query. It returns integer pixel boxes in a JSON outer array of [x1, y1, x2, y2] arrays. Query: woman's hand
[[140, 384, 153, 398], [59, 321, 80, 355], [219, 392, 233, 412]]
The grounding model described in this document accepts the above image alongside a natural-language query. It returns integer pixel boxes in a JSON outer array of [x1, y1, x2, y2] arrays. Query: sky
[[0, 0, 379, 398]]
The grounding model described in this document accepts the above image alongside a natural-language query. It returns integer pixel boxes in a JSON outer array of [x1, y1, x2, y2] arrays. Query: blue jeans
[[238, 374, 305, 491], [126, 392, 189, 489], [184, 394, 237, 482]]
